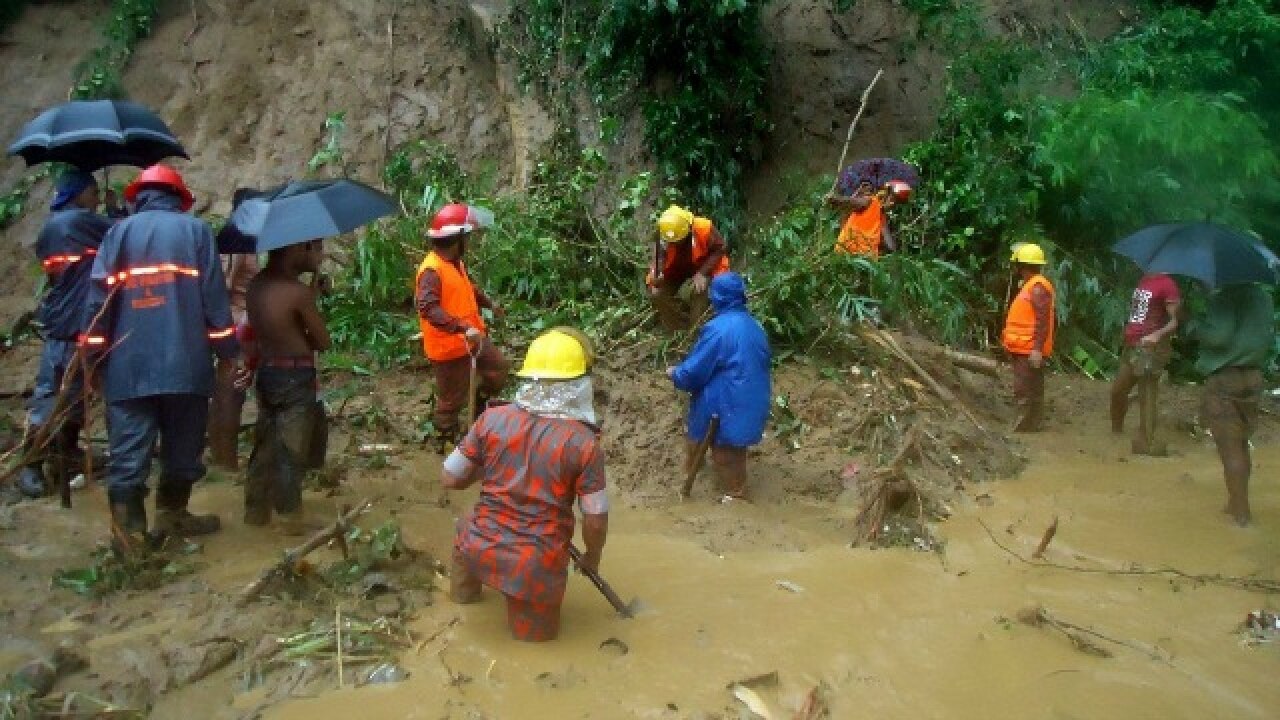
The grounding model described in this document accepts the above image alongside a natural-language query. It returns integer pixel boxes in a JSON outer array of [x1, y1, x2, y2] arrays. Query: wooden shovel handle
[[568, 543, 632, 618]]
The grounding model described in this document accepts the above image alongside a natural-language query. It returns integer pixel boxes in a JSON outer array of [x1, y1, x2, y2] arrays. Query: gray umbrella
[[7, 100, 187, 171], [1112, 222, 1278, 288], [222, 179, 398, 253]]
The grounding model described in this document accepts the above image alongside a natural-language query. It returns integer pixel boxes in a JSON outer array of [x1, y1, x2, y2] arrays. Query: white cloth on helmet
[[514, 376, 597, 426]]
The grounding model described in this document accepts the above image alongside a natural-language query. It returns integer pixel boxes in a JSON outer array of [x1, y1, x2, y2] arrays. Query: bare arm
[[1144, 299, 1180, 345], [881, 216, 897, 252], [578, 512, 608, 573], [297, 286, 331, 352], [696, 226, 728, 277]]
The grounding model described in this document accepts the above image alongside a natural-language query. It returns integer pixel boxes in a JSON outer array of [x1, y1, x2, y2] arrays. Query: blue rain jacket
[[670, 272, 772, 447], [35, 208, 112, 339], [86, 189, 239, 402]]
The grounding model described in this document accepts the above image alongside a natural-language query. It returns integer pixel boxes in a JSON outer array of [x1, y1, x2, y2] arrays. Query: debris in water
[[730, 683, 776, 719], [775, 580, 804, 594], [1241, 611, 1280, 647], [364, 662, 408, 685], [599, 637, 629, 656]]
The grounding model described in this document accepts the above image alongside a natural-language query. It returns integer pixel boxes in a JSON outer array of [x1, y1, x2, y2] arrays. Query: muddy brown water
[[252, 430, 1279, 719], [4, 401, 1279, 719]]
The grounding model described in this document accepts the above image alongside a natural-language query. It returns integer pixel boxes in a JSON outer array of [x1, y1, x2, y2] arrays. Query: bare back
[[246, 270, 331, 358]]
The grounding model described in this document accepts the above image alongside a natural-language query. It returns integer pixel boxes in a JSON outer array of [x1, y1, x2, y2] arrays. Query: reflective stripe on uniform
[[105, 263, 200, 286]]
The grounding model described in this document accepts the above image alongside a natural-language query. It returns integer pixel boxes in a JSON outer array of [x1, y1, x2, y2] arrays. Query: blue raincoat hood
[[710, 271, 746, 313]]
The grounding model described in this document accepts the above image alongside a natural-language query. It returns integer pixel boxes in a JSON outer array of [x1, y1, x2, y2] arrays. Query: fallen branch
[[1032, 515, 1058, 560], [978, 518, 1280, 593], [830, 69, 884, 195], [1018, 605, 1171, 665], [236, 500, 373, 606], [943, 348, 1002, 378]]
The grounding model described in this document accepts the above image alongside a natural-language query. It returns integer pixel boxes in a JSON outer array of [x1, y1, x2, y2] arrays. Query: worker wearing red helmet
[[826, 180, 911, 258], [414, 202, 509, 452], [84, 164, 242, 549]]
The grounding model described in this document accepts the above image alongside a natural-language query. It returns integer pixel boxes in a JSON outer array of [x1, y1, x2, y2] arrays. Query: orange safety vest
[[835, 196, 885, 257], [414, 251, 486, 362], [1002, 274, 1056, 356], [652, 217, 730, 285]]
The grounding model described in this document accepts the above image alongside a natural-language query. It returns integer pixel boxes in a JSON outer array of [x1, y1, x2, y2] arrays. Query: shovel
[[568, 543, 638, 619], [681, 414, 719, 500]]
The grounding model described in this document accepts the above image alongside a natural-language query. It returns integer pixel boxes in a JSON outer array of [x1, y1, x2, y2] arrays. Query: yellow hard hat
[[1010, 243, 1046, 265], [548, 326, 595, 370], [658, 205, 694, 243], [516, 329, 590, 380]]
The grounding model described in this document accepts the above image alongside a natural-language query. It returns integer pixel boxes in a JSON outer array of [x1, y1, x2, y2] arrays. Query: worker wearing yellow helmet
[[441, 328, 609, 641], [646, 205, 730, 331], [1001, 243, 1056, 432]]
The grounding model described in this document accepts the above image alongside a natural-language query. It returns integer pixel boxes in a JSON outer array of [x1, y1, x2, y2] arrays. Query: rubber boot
[[109, 494, 148, 556], [153, 481, 221, 540], [16, 464, 48, 499]]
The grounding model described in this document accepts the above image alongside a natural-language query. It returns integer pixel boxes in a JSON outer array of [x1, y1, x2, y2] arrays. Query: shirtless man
[[244, 239, 330, 533]]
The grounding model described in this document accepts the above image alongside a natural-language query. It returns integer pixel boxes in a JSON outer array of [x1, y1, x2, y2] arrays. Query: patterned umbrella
[[836, 158, 919, 196]]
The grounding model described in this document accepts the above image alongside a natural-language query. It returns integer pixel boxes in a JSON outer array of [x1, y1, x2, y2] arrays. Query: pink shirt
[[1124, 274, 1180, 346]]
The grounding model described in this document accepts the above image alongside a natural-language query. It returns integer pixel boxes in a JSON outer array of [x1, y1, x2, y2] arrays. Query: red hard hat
[[125, 164, 194, 212], [428, 203, 493, 240], [888, 181, 912, 203]]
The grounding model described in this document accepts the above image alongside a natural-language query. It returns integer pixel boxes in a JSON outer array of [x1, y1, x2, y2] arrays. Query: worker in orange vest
[[646, 205, 730, 331], [1000, 243, 1056, 432], [415, 203, 510, 452], [826, 181, 910, 257]]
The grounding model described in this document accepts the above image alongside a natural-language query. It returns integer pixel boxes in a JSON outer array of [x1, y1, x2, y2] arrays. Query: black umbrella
[[217, 179, 397, 254], [7, 100, 188, 172], [1112, 222, 1278, 288], [836, 158, 919, 196]]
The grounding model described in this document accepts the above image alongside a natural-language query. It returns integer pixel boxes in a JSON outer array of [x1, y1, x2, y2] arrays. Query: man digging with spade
[[441, 328, 609, 641]]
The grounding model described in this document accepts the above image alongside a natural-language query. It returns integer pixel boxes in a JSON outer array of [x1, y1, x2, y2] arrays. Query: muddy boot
[[276, 501, 320, 536], [711, 446, 749, 502], [109, 495, 148, 555], [153, 482, 221, 540], [433, 425, 460, 455], [17, 464, 48, 499]]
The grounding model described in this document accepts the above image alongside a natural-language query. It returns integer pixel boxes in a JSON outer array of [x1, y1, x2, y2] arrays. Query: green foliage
[[71, 0, 162, 99], [745, 182, 994, 350], [307, 112, 348, 174], [52, 543, 197, 598], [0, 1, 26, 34], [496, 0, 771, 233], [1035, 88, 1280, 239], [0, 0, 161, 230]]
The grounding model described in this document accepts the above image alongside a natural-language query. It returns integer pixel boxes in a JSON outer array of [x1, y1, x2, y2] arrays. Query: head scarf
[[50, 169, 96, 211], [514, 376, 598, 426]]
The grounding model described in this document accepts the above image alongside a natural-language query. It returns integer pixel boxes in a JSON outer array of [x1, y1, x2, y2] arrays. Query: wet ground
[[2, 375, 1278, 719]]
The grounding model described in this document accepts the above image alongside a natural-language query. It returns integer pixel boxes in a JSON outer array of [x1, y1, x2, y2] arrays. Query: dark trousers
[[1010, 354, 1045, 432], [245, 368, 326, 516], [105, 394, 208, 504], [432, 339, 509, 436], [26, 338, 85, 475]]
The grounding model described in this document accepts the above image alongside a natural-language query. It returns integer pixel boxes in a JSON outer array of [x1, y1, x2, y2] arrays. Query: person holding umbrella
[[415, 202, 509, 453], [1001, 243, 1056, 433], [243, 238, 329, 534], [84, 164, 240, 547], [826, 180, 910, 257], [1112, 222, 1277, 525], [16, 169, 118, 498], [1196, 284, 1273, 526]]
